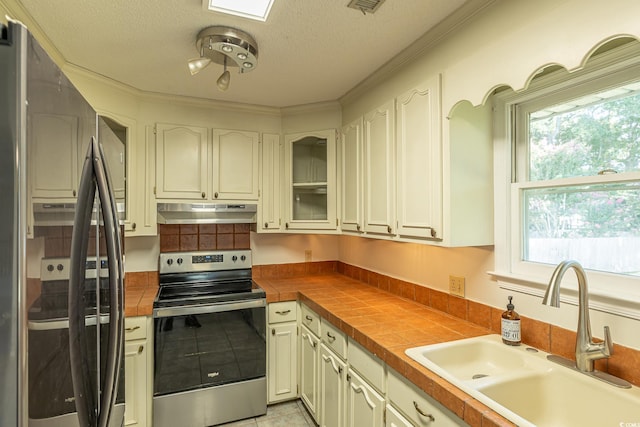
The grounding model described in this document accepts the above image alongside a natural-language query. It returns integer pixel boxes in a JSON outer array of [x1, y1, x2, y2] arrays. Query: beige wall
[[4, 0, 640, 349]]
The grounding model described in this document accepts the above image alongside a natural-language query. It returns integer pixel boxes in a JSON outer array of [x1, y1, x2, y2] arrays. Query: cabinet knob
[[214, 192, 219, 199], [73, 189, 77, 197], [132, 222, 137, 231], [271, 328, 276, 335], [430, 228, 437, 238], [387, 225, 392, 234], [264, 222, 269, 228], [356, 224, 361, 231], [201, 192, 206, 199], [138, 345, 144, 354], [285, 223, 289, 230]]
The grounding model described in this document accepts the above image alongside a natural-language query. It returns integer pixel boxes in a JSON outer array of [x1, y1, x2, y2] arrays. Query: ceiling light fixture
[[187, 26, 258, 91]]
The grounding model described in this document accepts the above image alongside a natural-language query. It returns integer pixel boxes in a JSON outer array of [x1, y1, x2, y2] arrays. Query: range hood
[[156, 202, 257, 225], [33, 202, 125, 226]]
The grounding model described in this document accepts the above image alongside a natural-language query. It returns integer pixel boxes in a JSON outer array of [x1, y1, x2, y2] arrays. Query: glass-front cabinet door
[[284, 129, 337, 231]]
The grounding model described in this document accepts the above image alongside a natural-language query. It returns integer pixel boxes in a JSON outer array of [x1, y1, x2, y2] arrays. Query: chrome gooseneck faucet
[[543, 260, 613, 372]]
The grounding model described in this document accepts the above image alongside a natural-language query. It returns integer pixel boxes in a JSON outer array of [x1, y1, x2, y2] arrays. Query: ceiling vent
[[348, 0, 386, 14]]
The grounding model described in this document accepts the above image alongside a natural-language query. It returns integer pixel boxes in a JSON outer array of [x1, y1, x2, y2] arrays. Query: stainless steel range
[[153, 249, 266, 427]]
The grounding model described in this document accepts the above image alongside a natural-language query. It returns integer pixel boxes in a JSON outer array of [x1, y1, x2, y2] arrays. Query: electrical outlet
[[304, 250, 312, 262], [449, 275, 465, 297]]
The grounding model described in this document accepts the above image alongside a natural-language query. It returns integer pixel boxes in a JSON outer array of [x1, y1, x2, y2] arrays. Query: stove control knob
[[240, 255, 246, 262], [232, 255, 238, 262], [57, 264, 64, 271], [177, 258, 183, 265], [167, 259, 173, 266], [47, 264, 54, 272]]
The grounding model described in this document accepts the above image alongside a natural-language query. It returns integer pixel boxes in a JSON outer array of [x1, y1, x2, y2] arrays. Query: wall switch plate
[[449, 275, 465, 297], [304, 250, 312, 262]]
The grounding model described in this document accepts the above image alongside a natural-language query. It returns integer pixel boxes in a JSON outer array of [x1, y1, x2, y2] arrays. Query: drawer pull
[[138, 345, 144, 354], [125, 326, 140, 332], [413, 401, 435, 422], [305, 315, 313, 322], [276, 309, 291, 315], [326, 332, 336, 342]]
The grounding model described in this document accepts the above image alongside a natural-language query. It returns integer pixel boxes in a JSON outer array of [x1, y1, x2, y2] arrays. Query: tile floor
[[219, 400, 316, 427]]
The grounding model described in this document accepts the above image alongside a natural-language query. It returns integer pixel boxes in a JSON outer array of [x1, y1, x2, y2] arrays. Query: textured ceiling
[[17, 0, 469, 107]]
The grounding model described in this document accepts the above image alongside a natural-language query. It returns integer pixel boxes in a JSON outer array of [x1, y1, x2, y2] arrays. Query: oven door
[[153, 299, 266, 397]]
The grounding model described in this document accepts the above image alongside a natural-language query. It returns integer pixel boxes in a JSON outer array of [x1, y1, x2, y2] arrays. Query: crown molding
[[339, 0, 497, 106]]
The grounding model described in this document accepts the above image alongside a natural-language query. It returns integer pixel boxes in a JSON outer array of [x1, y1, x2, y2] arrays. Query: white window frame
[[491, 42, 640, 320]]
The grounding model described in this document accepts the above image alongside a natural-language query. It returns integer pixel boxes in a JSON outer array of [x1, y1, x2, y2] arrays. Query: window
[[493, 42, 640, 318]]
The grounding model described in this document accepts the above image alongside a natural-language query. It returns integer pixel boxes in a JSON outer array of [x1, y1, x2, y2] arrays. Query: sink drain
[[472, 374, 489, 380]]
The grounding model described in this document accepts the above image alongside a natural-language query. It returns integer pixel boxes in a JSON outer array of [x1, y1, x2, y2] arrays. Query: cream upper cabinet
[[155, 124, 259, 202], [212, 129, 259, 200], [155, 123, 209, 200], [363, 100, 396, 236], [30, 113, 79, 199], [395, 75, 442, 240], [259, 133, 282, 232], [284, 129, 337, 231], [341, 118, 363, 234]]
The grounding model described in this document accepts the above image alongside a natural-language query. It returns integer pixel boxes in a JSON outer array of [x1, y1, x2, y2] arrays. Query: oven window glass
[[154, 307, 266, 396]]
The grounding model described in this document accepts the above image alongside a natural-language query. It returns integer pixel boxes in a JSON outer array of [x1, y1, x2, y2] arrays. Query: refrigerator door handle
[[69, 139, 99, 427], [94, 137, 124, 427]]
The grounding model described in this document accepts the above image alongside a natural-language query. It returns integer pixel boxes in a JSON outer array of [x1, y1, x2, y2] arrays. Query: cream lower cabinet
[[385, 404, 413, 427], [267, 302, 298, 403], [319, 344, 347, 427], [387, 368, 467, 427], [346, 369, 385, 427], [124, 316, 151, 427], [300, 324, 320, 422]]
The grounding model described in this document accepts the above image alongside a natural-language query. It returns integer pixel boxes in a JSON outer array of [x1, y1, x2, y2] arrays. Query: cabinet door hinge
[[258, 189, 261, 197], [153, 125, 157, 135], [383, 407, 386, 424], [153, 186, 156, 195], [336, 218, 339, 226]]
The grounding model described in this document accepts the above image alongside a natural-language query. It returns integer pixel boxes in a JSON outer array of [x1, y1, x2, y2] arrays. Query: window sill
[[488, 270, 640, 321]]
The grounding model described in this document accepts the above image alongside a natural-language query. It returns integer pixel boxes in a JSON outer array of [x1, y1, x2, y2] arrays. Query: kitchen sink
[[406, 334, 640, 427]]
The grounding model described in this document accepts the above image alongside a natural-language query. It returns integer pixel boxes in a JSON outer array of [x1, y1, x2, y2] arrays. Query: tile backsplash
[[158, 223, 250, 252]]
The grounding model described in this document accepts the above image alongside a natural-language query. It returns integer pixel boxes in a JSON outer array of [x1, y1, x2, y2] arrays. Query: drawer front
[[320, 319, 347, 359], [347, 338, 385, 393], [268, 301, 297, 324], [124, 316, 147, 341], [301, 304, 320, 336], [387, 368, 466, 427]]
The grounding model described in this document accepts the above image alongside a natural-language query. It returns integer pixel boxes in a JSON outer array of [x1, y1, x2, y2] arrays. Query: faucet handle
[[602, 326, 613, 357]]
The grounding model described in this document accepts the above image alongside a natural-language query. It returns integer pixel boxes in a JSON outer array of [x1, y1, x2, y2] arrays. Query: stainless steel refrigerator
[[0, 20, 126, 427]]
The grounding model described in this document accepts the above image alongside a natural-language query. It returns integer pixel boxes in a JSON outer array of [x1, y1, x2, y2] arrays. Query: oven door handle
[[153, 298, 266, 318]]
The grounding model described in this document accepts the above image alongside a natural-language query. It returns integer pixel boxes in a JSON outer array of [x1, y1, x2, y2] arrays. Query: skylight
[[204, 0, 275, 22]]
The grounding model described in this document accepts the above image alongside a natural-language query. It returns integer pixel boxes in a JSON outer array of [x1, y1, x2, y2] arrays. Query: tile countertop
[[255, 273, 515, 427], [124, 271, 514, 426]]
